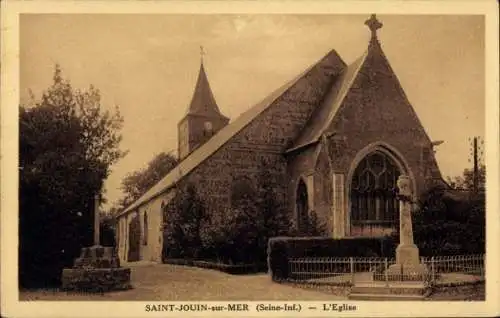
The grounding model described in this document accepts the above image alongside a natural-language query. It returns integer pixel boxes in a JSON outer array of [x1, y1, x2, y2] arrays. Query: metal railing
[[422, 254, 485, 285], [288, 254, 484, 286]]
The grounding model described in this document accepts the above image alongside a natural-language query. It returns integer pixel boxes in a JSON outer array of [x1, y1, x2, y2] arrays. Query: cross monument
[[386, 175, 428, 279]]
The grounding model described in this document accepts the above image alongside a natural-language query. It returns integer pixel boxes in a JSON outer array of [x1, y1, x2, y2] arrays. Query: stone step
[[354, 282, 425, 288], [351, 283, 426, 295], [351, 286, 426, 295], [348, 293, 426, 301]]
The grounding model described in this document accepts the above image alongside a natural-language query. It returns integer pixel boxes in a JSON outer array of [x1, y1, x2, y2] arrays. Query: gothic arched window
[[350, 151, 401, 224], [143, 212, 148, 246], [296, 179, 309, 233]]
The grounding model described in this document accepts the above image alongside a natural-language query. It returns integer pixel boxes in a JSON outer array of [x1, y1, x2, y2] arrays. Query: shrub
[[163, 258, 266, 274], [267, 236, 397, 281], [162, 183, 207, 259], [199, 158, 294, 265], [412, 187, 485, 256]]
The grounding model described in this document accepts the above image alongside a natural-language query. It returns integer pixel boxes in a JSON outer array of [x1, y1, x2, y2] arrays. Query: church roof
[[287, 52, 367, 152], [117, 15, 411, 218], [287, 15, 410, 152], [118, 59, 320, 216], [184, 62, 228, 120]]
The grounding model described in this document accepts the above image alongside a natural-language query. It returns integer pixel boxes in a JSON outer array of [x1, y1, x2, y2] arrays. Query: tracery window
[[350, 151, 400, 224]]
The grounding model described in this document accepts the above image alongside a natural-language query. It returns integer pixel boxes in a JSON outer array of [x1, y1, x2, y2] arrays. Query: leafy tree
[[100, 213, 117, 247], [302, 211, 327, 236], [412, 185, 485, 256], [162, 183, 207, 259], [254, 160, 294, 256], [201, 158, 294, 264], [116, 152, 178, 212], [446, 164, 485, 191], [19, 65, 126, 287]]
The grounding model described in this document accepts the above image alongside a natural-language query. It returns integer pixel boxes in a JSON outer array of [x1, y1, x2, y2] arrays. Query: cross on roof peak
[[365, 14, 383, 39], [200, 45, 205, 64]]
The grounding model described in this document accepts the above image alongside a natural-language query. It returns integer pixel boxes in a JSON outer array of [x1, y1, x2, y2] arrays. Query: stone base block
[[61, 267, 131, 292], [395, 244, 420, 265], [386, 263, 429, 281], [74, 245, 120, 269]]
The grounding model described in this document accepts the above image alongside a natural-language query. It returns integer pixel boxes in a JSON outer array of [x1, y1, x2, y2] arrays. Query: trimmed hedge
[[267, 236, 397, 281], [163, 258, 267, 275], [163, 258, 195, 266]]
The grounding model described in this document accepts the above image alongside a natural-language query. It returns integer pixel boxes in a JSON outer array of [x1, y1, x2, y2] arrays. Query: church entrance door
[[127, 214, 141, 262], [350, 151, 401, 236]]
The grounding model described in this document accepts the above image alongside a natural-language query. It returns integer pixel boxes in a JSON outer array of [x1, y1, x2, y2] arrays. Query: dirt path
[[20, 263, 346, 301]]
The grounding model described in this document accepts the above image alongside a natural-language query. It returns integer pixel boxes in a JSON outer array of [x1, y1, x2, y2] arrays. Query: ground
[[19, 262, 484, 301], [19, 262, 344, 301]]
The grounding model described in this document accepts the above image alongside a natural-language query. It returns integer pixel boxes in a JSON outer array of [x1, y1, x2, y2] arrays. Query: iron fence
[[288, 254, 484, 286], [422, 254, 485, 285]]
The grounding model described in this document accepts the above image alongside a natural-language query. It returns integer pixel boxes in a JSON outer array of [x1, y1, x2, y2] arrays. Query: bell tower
[[178, 47, 229, 160]]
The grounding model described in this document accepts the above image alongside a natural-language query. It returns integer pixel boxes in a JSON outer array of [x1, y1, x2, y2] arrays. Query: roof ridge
[[118, 60, 319, 216], [287, 50, 369, 152]]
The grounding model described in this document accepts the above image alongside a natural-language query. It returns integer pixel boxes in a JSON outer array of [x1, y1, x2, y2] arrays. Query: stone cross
[[397, 175, 414, 246], [364, 14, 383, 39], [386, 174, 427, 277], [200, 45, 205, 63], [93, 193, 100, 246]]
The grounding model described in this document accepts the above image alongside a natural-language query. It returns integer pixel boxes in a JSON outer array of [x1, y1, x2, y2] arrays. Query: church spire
[[365, 14, 383, 45], [186, 48, 224, 118], [178, 48, 229, 160]]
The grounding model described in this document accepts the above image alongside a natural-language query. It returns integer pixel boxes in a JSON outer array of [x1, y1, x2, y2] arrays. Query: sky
[[20, 14, 485, 210]]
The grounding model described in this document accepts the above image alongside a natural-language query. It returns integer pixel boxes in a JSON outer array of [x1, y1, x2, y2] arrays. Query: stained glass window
[[351, 151, 400, 224]]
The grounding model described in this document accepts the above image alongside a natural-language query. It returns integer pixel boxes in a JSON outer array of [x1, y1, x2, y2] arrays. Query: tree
[[446, 165, 486, 192], [19, 65, 126, 287], [116, 152, 178, 212], [412, 185, 485, 256], [162, 183, 207, 259], [200, 158, 294, 264], [254, 160, 294, 257]]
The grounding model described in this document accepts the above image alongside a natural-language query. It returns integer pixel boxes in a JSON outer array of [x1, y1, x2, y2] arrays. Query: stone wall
[[314, 144, 334, 235], [175, 50, 346, 227], [286, 42, 442, 239], [323, 42, 442, 236], [116, 191, 173, 263], [286, 145, 318, 232], [326, 43, 442, 195]]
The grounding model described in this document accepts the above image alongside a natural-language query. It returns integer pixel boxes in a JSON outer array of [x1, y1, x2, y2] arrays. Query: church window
[[143, 212, 148, 246], [350, 151, 400, 224], [204, 121, 213, 137], [296, 179, 309, 233]]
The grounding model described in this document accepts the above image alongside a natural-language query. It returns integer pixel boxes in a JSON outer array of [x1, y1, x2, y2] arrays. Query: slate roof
[[117, 35, 395, 218], [286, 51, 368, 152], [118, 59, 320, 216], [183, 62, 228, 120]]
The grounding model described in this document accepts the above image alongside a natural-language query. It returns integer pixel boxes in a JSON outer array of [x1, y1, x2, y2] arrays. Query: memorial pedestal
[[61, 192, 131, 292], [386, 244, 428, 281], [384, 175, 428, 281], [62, 245, 131, 292]]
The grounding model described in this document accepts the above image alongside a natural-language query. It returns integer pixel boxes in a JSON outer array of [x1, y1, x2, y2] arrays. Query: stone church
[[115, 15, 444, 263]]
